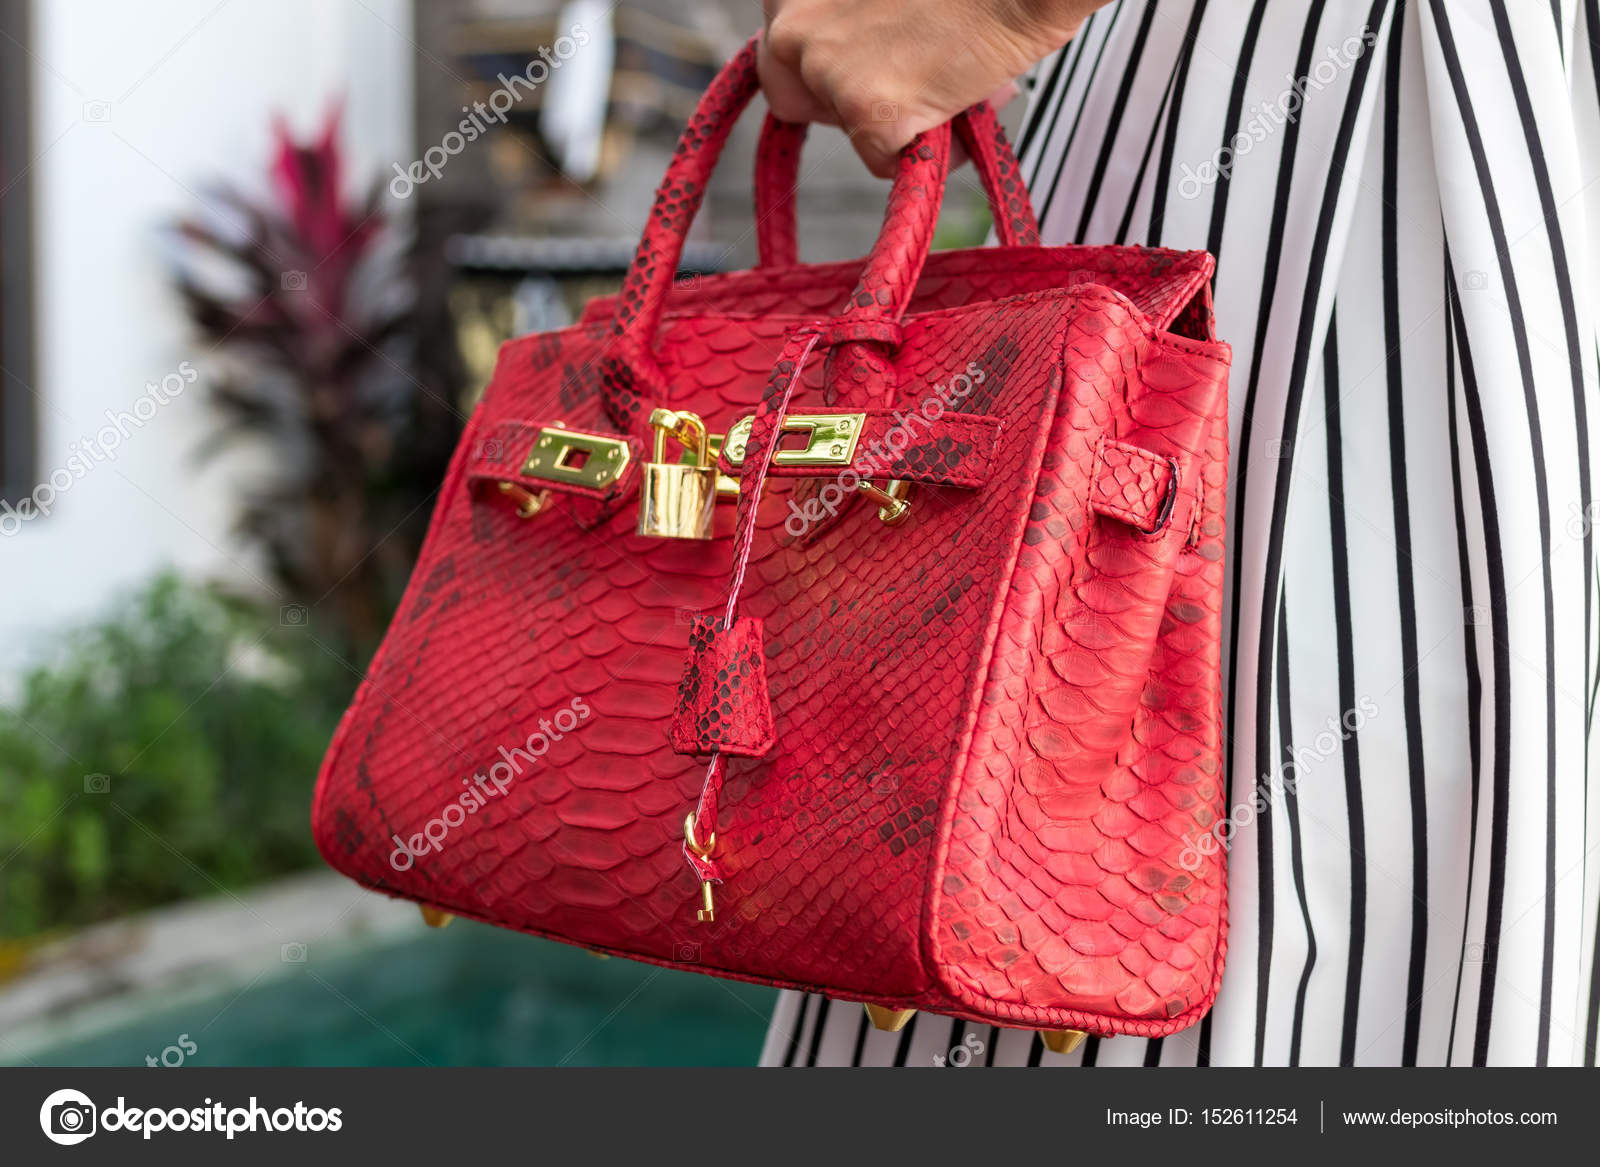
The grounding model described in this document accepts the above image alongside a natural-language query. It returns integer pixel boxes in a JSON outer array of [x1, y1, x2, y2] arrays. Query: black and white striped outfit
[[762, 0, 1600, 1067]]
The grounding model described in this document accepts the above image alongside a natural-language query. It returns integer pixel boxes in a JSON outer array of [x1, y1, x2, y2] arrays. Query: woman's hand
[[758, 0, 1103, 176]]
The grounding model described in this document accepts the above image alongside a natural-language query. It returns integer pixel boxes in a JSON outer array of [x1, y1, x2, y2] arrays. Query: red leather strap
[[465, 419, 643, 528], [683, 325, 825, 890], [754, 104, 1041, 266], [1090, 437, 1180, 535]]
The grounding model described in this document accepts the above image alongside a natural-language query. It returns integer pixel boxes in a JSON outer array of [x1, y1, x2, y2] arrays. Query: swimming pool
[[6, 919, 775, 1068]]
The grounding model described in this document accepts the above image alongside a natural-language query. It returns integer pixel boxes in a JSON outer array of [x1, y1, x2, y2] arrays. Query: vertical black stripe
[[984, 1026, 1001, 1067], [1143, 1038, 1165, 1066], [1277, 578, 1317, 1067], [1441, 252, 1487, 1067], [1073, 0, 1161, 241], [1026, 1032, 1045, 1066], [1588, 889, 1600, 1064], [1583, 0, 1600, 1066], [1114, 65, 1177, 244], [1218, 17, 1325, 1058], [891, 1014, 918, 1067], [1323, 310, 1370, 1066], [1430, 0, 1559, 1065], [1016, 42, 1074, 166], [1204, 0, 1274, 275], [1035, 6, 1127, 229], [1147, 0, 1210, 241], [944, 1017, 965, 1068], [1439, 248, 1515, 1066], [1192, 8, 1275, 1075], [782, 995, 809, 1066], [803, 995, 831, 1066], [1490, 0, 1589, 1064], [1244, 0, 1391, 1068], [1380, 6, 1431, 1066], [1081, 1036, 1101, 1066], [850, 1007, 870, 1066], [1241, 0, 1340, 1068]]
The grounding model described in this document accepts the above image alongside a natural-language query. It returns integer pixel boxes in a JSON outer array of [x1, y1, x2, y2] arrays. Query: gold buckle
[[721, 413, 866, 469], [521, 427, 631, 490]]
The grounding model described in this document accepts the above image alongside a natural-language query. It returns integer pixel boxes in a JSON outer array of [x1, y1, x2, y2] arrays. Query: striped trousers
[[763, 0, 1600, 1066]]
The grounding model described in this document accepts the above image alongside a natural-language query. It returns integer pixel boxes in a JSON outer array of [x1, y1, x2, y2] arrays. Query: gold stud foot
[[1040, 1029, 1088, 1055], [863, 1004, 918, 1032], [419, 905, 454, 929]]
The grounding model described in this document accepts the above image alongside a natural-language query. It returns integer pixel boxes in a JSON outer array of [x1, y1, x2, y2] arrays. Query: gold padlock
[[637, 409, 717, 540]]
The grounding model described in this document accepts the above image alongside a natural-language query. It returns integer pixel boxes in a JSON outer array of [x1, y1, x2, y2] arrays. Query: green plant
[[0, 574, 353, 940], [173, 107, 463, 658]]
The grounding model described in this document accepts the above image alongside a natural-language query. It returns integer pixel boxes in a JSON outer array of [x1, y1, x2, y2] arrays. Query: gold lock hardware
[[722, 413, 866, 468], [521, 426, 631, 490], [684, 813, 717, 924], [686, 433, 741, 498], [637, 409, 717, 540], [496, 481, 548, 519], [859, 479, 912, 525]]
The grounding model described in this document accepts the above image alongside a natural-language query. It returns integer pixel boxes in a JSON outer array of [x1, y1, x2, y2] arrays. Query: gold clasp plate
[[521, 427, 631, 490], [721, 413, 866, 469]]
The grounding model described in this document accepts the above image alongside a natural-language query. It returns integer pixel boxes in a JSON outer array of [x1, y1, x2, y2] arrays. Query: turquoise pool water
[[17, 921, 776, 1067]]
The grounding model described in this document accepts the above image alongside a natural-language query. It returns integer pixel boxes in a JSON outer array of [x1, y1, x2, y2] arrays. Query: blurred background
[[0, 0, 1007, 1066]]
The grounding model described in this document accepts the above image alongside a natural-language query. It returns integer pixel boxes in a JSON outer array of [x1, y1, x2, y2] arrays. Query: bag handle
[[603, 35, 956, 432], [752, 106, 1040, 268]]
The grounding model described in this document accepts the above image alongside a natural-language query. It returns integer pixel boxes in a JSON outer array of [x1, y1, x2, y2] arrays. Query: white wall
[[0, 0, 415, 676]]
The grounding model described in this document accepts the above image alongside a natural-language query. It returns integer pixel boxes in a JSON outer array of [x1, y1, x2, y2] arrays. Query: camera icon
[[84, 773, 111, 794], [477, 438, 505, 461], [82, 101, 112, 124], [1266, 439, 1292, 460], [281, 271, 309, 292], [40, 1089, 98, 1146], [1463, 270, 1490, 291], [281, 942, 308, 963], [1465, 605, 1489, 626], [871, 101, 899, 122], [280, 604, 309, 627], [673, 942, 701, 963], [674, 272, 703, 293], [1465, 941, 1485, 962]]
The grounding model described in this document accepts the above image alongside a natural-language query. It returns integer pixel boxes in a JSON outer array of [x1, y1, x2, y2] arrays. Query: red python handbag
[[312, 36, 1231, 1048]]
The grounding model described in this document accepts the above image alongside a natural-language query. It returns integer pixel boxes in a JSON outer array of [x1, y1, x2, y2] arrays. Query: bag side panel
[[928, 297, 1231, 1035]]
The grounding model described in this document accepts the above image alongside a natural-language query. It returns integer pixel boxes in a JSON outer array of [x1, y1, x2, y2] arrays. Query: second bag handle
[[752, 106, 1041, 268]]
